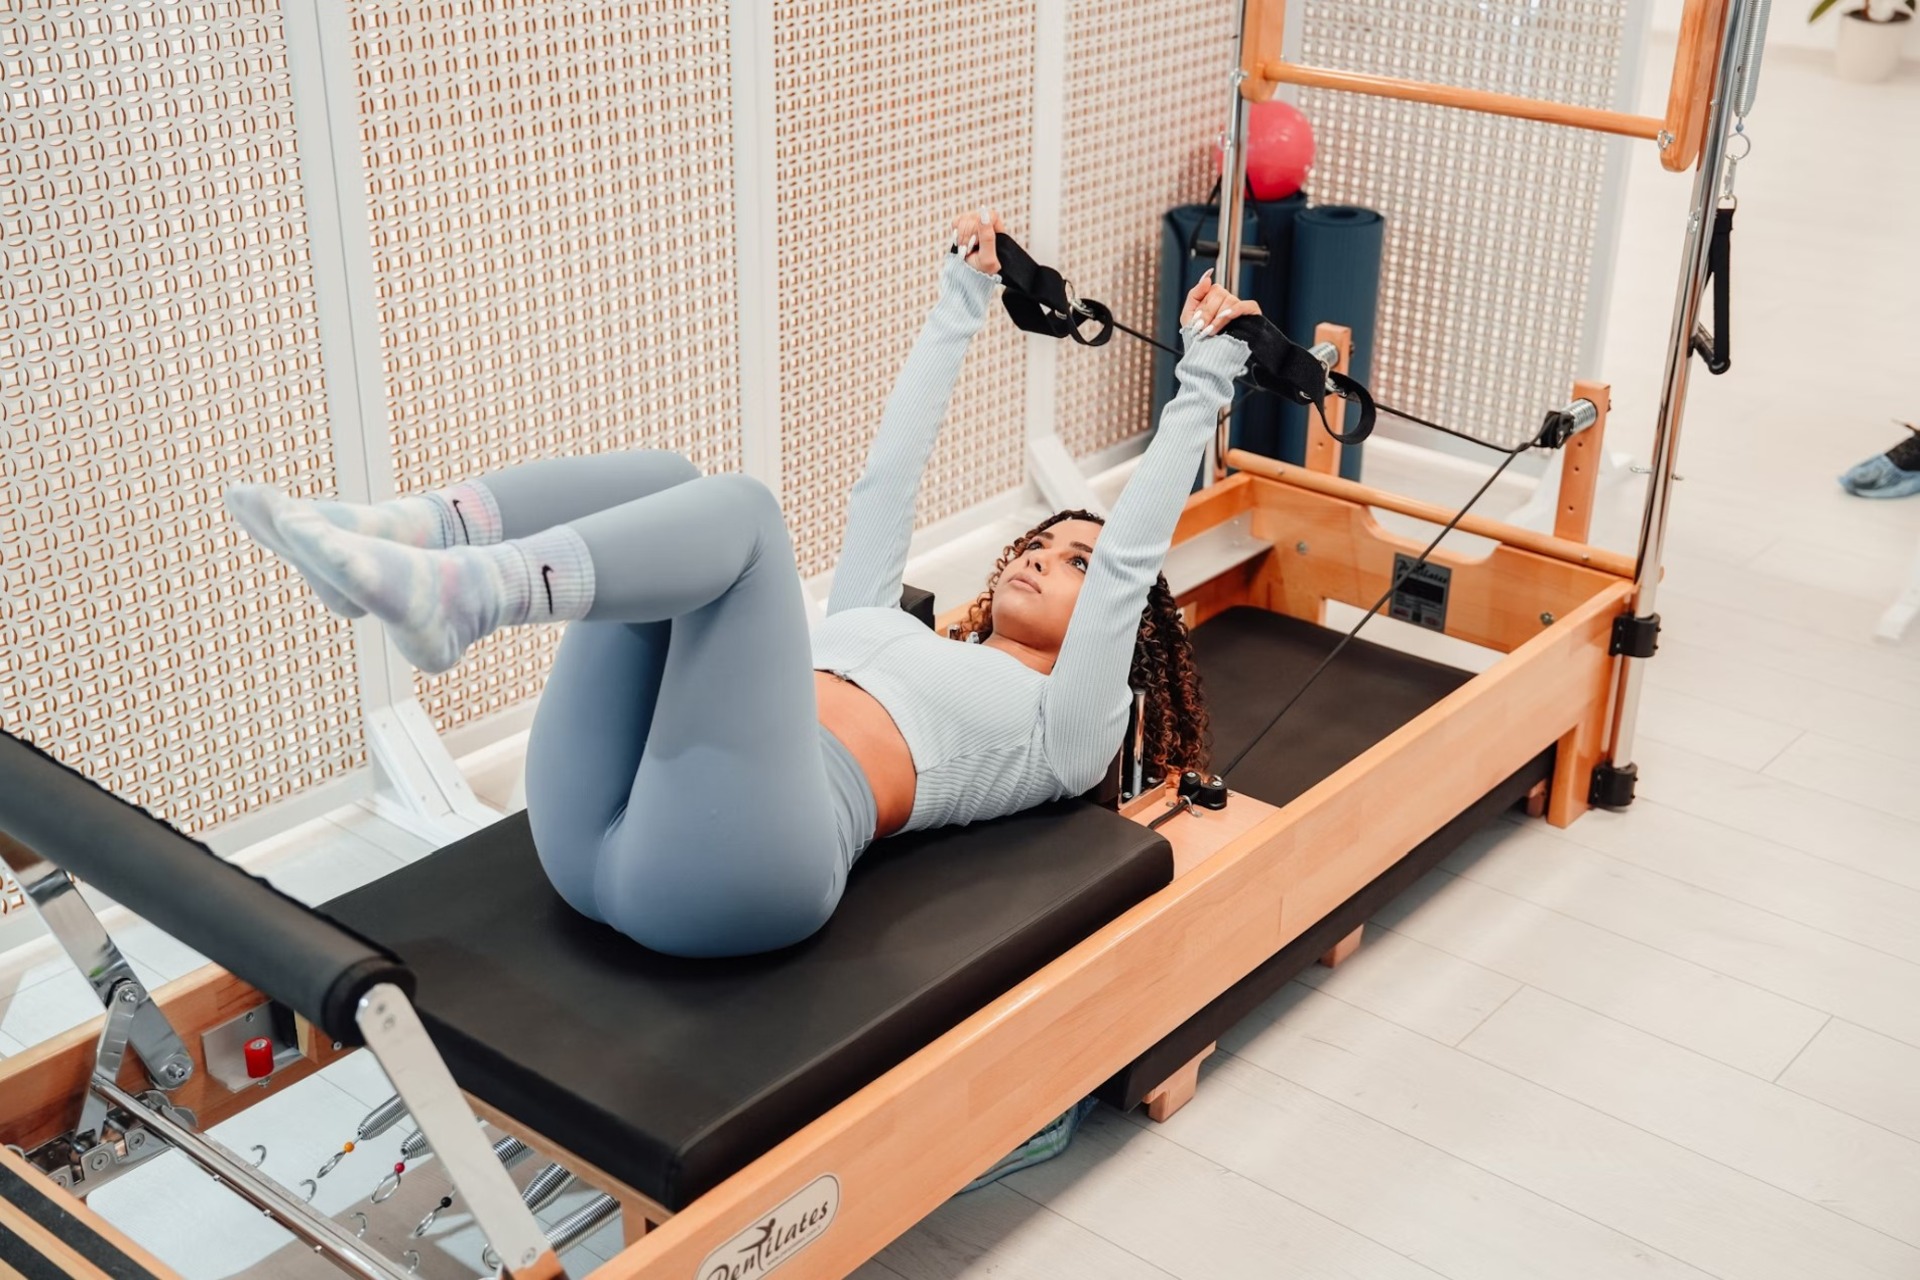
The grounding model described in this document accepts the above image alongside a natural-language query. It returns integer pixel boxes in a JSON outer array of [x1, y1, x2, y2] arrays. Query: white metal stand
[[282, 0, 498, 846]]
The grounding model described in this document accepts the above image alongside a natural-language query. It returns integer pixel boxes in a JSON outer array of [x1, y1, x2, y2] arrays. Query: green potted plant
[[1811, 0, 1915, 82]]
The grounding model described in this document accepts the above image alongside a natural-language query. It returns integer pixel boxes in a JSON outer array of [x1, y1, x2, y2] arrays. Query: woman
[[226, 206, 1257, 959]]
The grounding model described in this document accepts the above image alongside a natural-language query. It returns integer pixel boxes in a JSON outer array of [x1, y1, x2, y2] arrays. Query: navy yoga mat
[[1278, 204, 1384, 482]]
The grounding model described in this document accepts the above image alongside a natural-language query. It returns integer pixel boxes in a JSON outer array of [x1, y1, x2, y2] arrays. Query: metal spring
[[1730, 0, 1772, 119], [493, 1135, 530, 1168], [356, 1095, 408, 1143], [521, 1164, 573, 1213], [399, 1130, 429, 1161], [547, 1194, 619, 1256]]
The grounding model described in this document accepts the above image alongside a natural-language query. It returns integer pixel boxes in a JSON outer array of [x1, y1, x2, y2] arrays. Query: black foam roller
[[1152, 192, 1307, 486], [1278, 205, 1384, 482]]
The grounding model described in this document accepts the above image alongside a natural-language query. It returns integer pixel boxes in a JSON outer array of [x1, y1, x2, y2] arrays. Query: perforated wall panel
[[1055, 0, 1239, 460], [772, 0, 1033, 577], [348, 1, 744, 731], [1, 1, 363, 831], [1296, 0, 1628, 450]]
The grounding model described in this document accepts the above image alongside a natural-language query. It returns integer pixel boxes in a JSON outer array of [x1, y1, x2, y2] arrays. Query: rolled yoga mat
[[1152, 192, 1307, 487], [1278, 204, 1384, 482]]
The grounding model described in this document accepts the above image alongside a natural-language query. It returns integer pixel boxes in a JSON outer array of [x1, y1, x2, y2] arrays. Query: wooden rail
[[1222, 448, 1635, 579], [1238, 0, 1727, 173]]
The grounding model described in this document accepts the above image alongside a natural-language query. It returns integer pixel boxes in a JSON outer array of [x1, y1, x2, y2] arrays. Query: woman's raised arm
[[1041, 277, 1256, 789], [825, 209, 1007, 616]]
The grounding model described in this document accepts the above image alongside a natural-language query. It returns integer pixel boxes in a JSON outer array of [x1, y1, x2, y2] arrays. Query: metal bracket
[[1609, 612, 1662, 659], [0, 833, 196, 1100], [1536, 398, 1600, 451], [357, 983, 562, 1279], [1590, 761, 1640, 810]]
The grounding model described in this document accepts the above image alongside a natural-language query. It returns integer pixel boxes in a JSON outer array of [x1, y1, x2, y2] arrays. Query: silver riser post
[[1604, 0, 1752, 789], [1208, 0, 1253, 486]]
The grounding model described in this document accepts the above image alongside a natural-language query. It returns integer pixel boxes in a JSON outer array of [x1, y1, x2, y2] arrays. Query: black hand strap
[[981, 232, 1374, 446], [1689, 203, 1734, 376], [1219, 313, 1376, 445], [988, 234, 1114, 347]]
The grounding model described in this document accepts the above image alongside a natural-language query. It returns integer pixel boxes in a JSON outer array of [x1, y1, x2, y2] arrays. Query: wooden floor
[[3, 35, 1920, 1280]]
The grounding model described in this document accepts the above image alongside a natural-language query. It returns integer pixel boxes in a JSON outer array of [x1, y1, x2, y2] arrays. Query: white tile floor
[[4, 32, 1920, 1280]]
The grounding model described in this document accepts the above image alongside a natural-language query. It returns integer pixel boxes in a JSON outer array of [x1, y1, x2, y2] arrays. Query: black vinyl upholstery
[[324, 800, 1171, 1209], [325, 605, 1542, 1208]]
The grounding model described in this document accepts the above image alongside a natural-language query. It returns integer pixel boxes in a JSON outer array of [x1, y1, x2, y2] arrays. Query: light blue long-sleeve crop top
[[809, 253, 1249, 836]]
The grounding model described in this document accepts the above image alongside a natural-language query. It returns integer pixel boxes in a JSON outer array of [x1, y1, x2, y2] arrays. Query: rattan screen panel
[[1, 1, 363, 831], [772, 0, 1033, 578], [348, 0, 743, 731], [1297, 0, 1627, 451], [1055, 0, 1238, 460]]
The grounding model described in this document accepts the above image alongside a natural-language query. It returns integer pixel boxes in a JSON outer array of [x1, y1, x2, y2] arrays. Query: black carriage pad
[[1192, 606, 1475, 805], [322, 801, 1171, 1211]]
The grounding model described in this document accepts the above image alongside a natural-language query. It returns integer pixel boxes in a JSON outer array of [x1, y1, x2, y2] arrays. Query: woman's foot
[[272, 506, 595, 674], [224, 485, 366, 617], [1838, 425, 1920, 499]]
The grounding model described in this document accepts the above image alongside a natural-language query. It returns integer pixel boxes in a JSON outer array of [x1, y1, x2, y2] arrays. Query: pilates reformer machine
[[0, 0, 1762, 1276]]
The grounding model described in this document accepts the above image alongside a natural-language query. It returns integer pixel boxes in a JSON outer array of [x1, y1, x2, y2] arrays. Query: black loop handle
[[982, 231, 1374, 449]]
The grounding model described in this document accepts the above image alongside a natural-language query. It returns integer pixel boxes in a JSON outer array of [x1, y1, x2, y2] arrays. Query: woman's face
[[988, 518, 1104, 651]]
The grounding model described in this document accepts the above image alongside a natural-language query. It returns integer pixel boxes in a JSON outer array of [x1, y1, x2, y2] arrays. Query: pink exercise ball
[[1219, 100, 1316, 201]]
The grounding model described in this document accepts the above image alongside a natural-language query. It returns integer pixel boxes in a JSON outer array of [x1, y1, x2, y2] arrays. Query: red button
[[244, 1036, 274, 1079]]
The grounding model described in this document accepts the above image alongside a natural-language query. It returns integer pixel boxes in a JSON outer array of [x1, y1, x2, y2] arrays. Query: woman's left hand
[[1180, 271, 1261, 336]]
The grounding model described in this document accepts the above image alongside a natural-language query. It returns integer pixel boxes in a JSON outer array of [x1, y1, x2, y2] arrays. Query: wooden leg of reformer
[[1142, 1043, 1216, 1123], [1307, 323, 1352, 477], [1319, 924, 1364, 968], [1548, 713, 1605, 828], [1553, 379, 1611, 544], [1523, 779, 1549, 818]]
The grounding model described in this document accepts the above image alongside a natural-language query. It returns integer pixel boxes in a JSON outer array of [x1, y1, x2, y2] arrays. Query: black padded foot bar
[[0, 731, 412, 1046], [325, 802, 1172, 1210]]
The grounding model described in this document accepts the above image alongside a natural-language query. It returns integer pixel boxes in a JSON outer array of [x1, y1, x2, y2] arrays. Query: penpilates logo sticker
[[699, 1174, 839, 1280]]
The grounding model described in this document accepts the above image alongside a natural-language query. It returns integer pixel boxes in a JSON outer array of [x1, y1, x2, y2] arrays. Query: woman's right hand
[[952, 206, 1005, 276]]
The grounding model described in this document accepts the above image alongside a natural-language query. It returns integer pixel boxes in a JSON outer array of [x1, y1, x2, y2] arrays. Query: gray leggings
[[487, 451, 876, 958]]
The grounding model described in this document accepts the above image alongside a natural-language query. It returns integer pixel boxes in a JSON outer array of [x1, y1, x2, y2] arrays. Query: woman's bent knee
[[593, 833, 843, 958]]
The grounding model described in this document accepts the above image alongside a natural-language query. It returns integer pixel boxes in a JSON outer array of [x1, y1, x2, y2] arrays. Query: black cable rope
[[1046, 280, 1548, 789], [1215, 443, 1528, 779], [1098, 303, 1543, 784], [1091, 301, 1533, 458]]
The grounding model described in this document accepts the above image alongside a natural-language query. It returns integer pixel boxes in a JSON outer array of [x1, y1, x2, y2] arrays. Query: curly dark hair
[[955, 509, 1210, 780]]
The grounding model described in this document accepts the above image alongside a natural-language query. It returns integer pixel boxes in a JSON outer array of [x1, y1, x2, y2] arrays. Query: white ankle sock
[[310, 481, 504, 548], [272, 508, 596, 674]]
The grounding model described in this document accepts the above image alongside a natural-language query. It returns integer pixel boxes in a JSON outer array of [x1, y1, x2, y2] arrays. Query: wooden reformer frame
[[0, 418, 1632, 1277], [0, 1, 1751, 1275]]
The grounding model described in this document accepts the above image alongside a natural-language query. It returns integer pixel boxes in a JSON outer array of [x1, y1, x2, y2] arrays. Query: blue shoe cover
[[958, 1096, 1100, 1194], [1838, 453, 1920, 499]]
